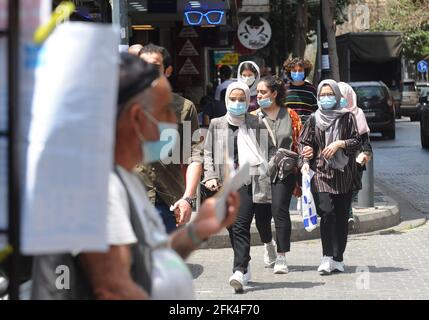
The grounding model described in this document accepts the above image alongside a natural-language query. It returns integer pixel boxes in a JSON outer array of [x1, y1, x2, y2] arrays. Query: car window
[[353, 86, 384, 100], [417, 86, 429, 96], [403, 83, 416, 92]]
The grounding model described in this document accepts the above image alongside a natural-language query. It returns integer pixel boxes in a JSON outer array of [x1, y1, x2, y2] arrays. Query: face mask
[[318, 95, 337, 110], [227, 100, 248, 116], [291, 71, 305, 82], [257, 97, 273, 109], [340, 97, 348, 108], [140, 111, 179, 164], [242, 75, 256, 87]]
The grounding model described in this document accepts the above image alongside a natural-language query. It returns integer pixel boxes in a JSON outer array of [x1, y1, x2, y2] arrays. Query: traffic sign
[[417, 60, 428, 73]]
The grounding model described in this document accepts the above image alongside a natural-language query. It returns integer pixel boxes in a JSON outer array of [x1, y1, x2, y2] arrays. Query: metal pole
[[358, 157, 374, 208], [111, 0, 129, 45], [8, 0, 21, 300], [316, 18, 322, 84]]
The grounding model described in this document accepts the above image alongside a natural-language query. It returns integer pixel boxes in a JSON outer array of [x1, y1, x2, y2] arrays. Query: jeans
[[229, 184, 273, 273], [271, 174, 296, 253], [155, 198, 177, 234]]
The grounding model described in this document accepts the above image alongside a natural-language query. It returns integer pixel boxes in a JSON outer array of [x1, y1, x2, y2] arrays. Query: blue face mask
[[227, 100, 248, 116], [257, 97, 273, 109], [340, 97, 348, 108], [318, 95, 337, 110], [141, 111, 179, 164], [291, 71, 305, 82]]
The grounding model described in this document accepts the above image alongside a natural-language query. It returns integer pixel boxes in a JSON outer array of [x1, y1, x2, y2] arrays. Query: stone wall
[[336, 0, 388, 35]]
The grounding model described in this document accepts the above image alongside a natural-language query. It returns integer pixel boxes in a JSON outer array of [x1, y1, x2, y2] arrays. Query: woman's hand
[[322, 141, 344, 160], [356, 152, 371, 166], [301, 162, 310, 174], [302, 146, 314, 160], [204, 179, 219, 191]]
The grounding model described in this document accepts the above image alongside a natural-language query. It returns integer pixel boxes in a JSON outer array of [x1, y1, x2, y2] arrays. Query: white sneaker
[[317, 256, 334, 274], [332, 260, 345, 272], [273, 255, 289, 274], [243, 265, 251, 284], [264, 240, 277, 268], [229, 271, 244, 293]]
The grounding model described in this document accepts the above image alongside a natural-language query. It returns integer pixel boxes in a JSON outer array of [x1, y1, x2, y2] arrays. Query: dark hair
[[117, 53, 160, 115], [219, 65, 232, 79], [140, 43, 172, 69], [283, 57, 313, 78], [240, 62, 258, 76], [259, 75, 286, 106]]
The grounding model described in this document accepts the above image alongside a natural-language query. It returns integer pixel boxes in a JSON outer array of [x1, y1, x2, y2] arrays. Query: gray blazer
[[203, 113, 271, 203]]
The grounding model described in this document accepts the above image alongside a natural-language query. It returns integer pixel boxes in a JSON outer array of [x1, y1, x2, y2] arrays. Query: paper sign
[[21, 23, 119, 254]]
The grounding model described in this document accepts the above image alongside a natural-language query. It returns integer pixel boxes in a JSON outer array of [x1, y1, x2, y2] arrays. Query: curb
[[200, 195, 401, 250]]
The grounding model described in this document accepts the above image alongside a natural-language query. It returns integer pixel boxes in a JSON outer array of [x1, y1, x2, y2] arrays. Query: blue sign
[[184, 10, 225, 26], [417, 60, 428, 73]]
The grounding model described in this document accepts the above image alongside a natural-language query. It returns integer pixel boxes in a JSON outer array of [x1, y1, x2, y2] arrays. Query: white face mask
[[242, 75, 256, 87]]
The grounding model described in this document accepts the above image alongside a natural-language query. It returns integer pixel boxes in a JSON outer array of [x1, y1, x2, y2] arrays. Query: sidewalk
[[199, 184, 404, 249]]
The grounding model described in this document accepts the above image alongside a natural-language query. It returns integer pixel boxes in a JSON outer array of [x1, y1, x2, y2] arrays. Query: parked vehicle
[[401, 79, 420, 121], [350, 81, 396, 139], [418, 84, 429, 148]]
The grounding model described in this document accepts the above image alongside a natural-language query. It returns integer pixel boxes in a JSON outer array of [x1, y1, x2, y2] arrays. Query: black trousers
[[313, 192, 353, 262], [271, 174, 296, 253], [228, 184, 273, 273]]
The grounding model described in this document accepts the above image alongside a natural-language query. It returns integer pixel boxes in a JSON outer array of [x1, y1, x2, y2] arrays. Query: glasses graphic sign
[[184, 10, 225, 26]]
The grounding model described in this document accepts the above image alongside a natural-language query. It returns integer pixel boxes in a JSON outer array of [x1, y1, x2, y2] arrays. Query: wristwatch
[[182, 196, 195, 207]]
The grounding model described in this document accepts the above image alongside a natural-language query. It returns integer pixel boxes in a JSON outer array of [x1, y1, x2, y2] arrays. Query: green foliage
[[372, 0, 429, 61]]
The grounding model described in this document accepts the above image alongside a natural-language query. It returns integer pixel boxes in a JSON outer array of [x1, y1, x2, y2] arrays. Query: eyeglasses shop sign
[[237, 16, 272, 50]]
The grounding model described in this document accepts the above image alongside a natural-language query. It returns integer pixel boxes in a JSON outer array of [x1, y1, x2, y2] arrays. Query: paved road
[[372, 118, 429, 214], [188, 118, 429, 300]]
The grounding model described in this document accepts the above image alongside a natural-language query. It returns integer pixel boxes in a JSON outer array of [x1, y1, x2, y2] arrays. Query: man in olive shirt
[[135, 44, 203, 233]]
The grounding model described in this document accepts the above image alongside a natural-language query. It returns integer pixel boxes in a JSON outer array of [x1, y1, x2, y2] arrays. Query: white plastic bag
[[301, 169, 318, 232]]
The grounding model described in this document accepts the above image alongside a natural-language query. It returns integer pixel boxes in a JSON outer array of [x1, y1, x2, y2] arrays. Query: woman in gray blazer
[[203, 81, 275, 293]]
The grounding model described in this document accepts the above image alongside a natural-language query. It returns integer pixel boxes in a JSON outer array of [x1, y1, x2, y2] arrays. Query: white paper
[[0, 137, 7, 231], [21, 23, 119, 254], [214, 161, 250, 222], [0, 37, 7, 132]]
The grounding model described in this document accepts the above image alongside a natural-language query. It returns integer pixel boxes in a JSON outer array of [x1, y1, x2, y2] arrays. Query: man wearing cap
[[31, 53, 239, 300]]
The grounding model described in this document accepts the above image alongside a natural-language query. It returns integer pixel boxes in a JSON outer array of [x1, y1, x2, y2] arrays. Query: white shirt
[[107, 166, 194, 300], [215, 79, 235, 101]]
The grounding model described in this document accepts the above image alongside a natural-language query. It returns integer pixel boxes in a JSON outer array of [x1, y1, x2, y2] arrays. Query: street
[[372, 119, 429, 214], [188, 118, 429, 300]]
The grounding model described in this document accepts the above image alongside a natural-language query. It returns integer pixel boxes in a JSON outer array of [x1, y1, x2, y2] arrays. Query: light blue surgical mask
[[340, 97, 348, 108], [227, 100, 248, 116], [318, 95, 337, 110], [140, 111, 179, 164], [291, 71, 305, 82], [257, 97, 273, 109]]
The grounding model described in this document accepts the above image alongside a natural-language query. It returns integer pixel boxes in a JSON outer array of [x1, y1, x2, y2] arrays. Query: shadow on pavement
[[245, 281, 325, 293], [187, 263, 204, 279]]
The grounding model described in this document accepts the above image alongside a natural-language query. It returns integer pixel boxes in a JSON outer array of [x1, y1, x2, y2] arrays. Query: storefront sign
[[214, 51, 240, 66], [178, 27, 199, 38], [179, 58, 200, 75], [239, 0, 270, 13], [179, 39, 199, 56], [237, 16, 272, 50]]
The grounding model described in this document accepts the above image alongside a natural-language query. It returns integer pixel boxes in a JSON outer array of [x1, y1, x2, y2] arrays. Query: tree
[[322, 0, 340, 81], [372, 0, 429, 62], [293, 0, 309, 58]]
